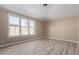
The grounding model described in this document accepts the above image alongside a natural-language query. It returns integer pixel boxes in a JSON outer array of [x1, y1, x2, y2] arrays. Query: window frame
[[21, 18, 29, 36], [8, 13, 20, 37], [29, 20, 35, 35], [8, 13, 35, 37]]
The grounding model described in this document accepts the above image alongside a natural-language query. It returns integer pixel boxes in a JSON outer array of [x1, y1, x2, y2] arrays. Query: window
[[8, 13, 35, 37], [9, 15, 20, 37], [21, 18, 28, 35], [29, 20, 35, 35]]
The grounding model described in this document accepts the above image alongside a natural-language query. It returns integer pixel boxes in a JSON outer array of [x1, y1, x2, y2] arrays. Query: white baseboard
[[0, 37, 78, 48], [0, 37, 42, 48], [47, 37, 78, 44]]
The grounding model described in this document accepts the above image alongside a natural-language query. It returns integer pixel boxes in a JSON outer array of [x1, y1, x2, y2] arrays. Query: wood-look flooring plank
[[0, 39, 78, 55]]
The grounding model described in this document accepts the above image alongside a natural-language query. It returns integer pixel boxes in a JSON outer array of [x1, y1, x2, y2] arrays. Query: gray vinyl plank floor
[[0, 39, 78, 55]]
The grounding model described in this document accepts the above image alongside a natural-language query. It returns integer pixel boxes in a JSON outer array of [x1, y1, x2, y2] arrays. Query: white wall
[[46, 17, 78, 42]]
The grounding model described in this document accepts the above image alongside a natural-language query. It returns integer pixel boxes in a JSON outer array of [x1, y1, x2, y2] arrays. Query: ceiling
[[0, 4, 79, 21]]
